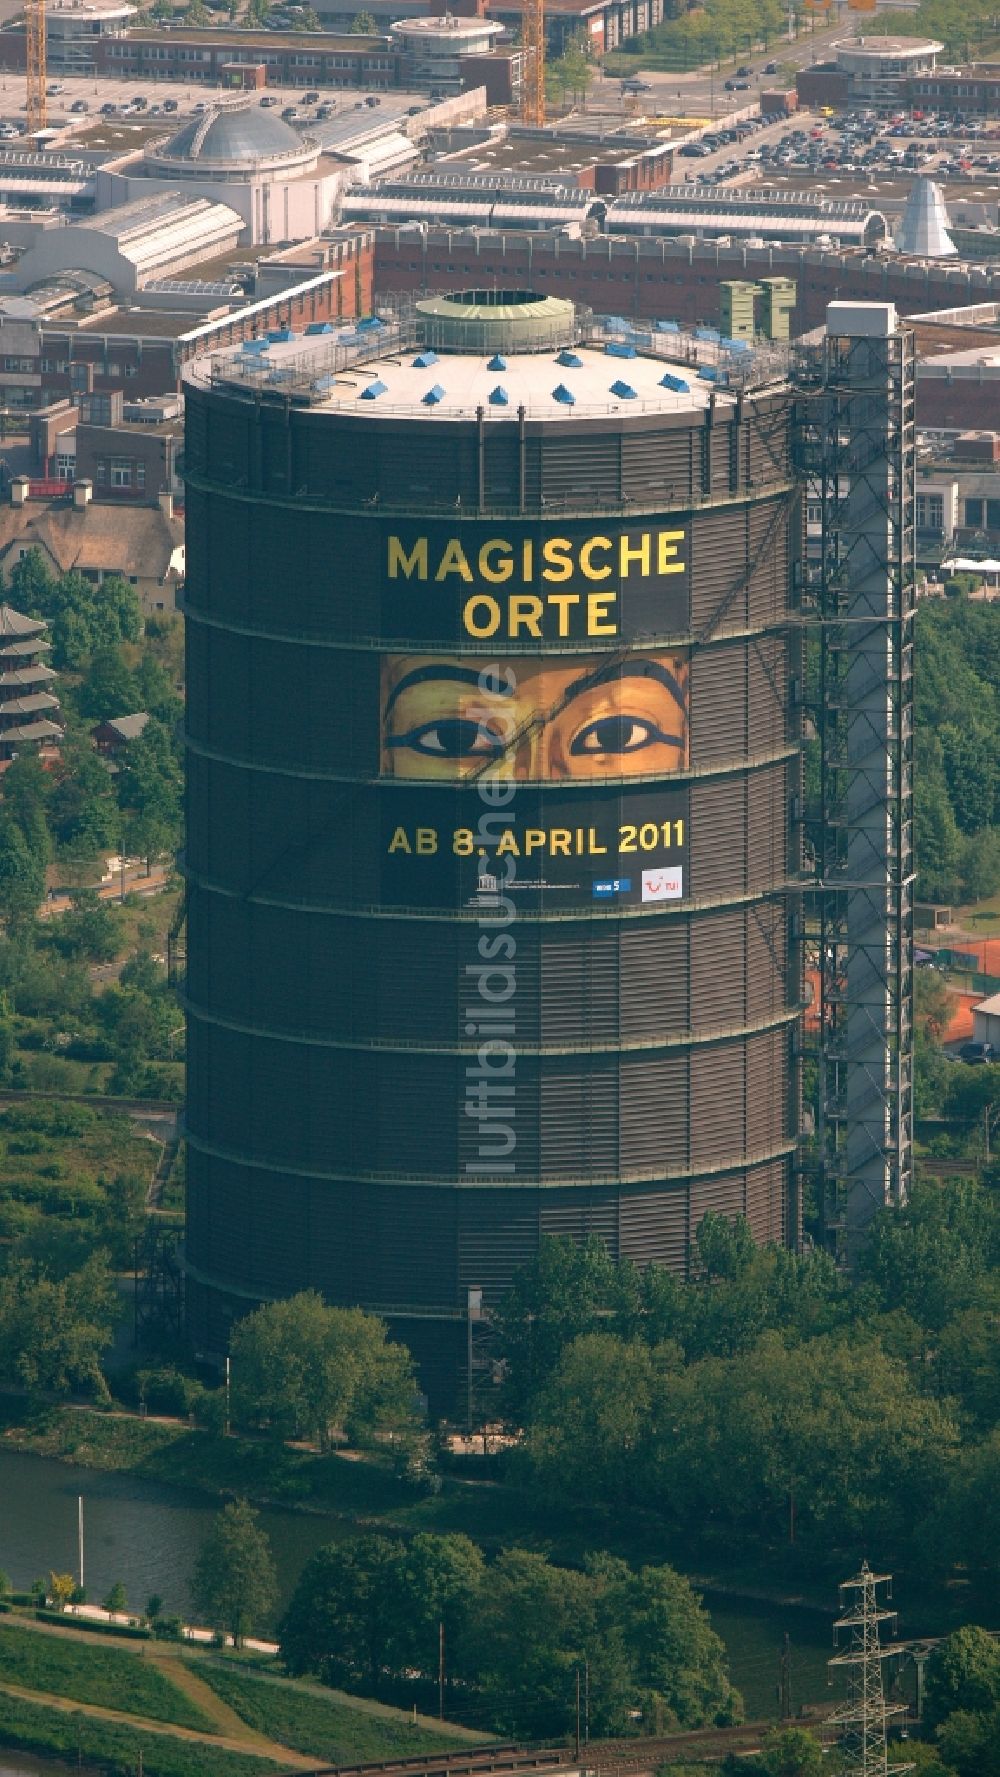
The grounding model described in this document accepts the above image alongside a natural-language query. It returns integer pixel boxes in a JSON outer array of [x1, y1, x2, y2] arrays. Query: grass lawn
[[0, 1622, 214, 1732], [0, 1692, 277, 1777], [195, 1661, 488, 1763]]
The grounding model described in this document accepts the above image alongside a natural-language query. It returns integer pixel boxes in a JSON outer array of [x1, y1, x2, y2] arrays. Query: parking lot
[[0, 66, 410, 138]]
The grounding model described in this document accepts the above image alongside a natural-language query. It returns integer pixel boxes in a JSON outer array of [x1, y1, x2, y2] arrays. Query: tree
[[50, 889, 119, 963], [350, 8, 376, 26], [0, 815, 44, 931], [924, 1627, 1000, 1732], [291, 5, 320, 25], [185, 0, 209, 21], [279, 1534, 404, 1688], [0, 1255, 117, 1398], [134, 653, 182, 729], [3, 752, 52, 869], [9, 547, 55, 616], [229, 1291, 416, 1451], [523, 1333, 664, 1504], [192, 1499, 276, 1648], [76, 646, 141, 724], [49, 1572, 76, 1611], [962, 827, 1000, 902], [936, 1708, 1000, 1777], [491, 1234, 632, 1419], [915, 967, 953, 1043], [117, 718, 182, 863], [758, 1727, 827, 1777], [860, 1176, 1000, 1330], [695, 1210, 756, 1280], [104, 1581, 128, 1615], [48, 737, 119, 861], [612, 1559, 741, 1729], [395, 1533, 485, 1687]]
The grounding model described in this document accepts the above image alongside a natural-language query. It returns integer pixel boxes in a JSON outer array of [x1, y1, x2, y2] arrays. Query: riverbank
[[1, 1398, 974, 1615], [0, 1398, 844, 1609]]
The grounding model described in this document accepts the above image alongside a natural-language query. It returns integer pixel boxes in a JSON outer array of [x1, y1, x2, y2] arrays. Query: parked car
[[679, 142, 710, 156], [303, 90, 320, 102], [763, 59, 777, 73], [736, 64, 752, 76], [259, 94, 278, 105], [163, 98, 179, 110], [69, 98, 89, 113], [960, 1040, 994, 1064]]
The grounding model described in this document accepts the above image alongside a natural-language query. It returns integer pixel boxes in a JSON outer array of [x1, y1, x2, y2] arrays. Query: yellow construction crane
[[26, 0, 47, 135], [521, 0, 544, 126]]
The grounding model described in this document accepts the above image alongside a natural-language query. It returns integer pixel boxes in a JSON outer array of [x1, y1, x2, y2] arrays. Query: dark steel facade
[[183, 374, 803, 1382]]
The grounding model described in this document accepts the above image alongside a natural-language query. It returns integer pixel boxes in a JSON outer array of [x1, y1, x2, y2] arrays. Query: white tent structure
[[896, 176, 956, 257]]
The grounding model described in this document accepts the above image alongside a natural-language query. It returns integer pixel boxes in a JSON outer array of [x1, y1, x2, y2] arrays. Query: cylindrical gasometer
[[182, 292, 802, 1396]]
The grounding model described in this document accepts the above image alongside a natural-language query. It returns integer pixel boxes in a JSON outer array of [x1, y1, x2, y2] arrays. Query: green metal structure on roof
[[415, 289, 576, 356]]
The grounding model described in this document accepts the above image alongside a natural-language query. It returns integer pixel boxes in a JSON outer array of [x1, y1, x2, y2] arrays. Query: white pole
[[77, 1496, 84, 1591]]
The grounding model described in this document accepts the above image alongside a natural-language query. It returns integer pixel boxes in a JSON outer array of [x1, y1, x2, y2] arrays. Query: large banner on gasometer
[[371, 518, 692, 911]]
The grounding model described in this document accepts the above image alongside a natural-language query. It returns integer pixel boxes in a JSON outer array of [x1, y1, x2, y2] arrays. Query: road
[[602, 17, 846, 121]]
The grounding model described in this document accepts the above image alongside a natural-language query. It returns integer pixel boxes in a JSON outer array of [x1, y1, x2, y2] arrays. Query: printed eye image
[[381, 652, 689, 781]]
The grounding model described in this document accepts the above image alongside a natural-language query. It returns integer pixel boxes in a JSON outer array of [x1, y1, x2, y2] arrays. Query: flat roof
[[393, 13, 500, 30], [445, 136, 661, 176], [124, 25, 391, 48], [835, 34, 943, 54], [71, 120, 172, 153], [76, 306, 212, 339], [206, 332, 735, 423]]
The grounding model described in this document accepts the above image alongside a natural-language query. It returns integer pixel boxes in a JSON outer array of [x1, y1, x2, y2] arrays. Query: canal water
[[0, 1447, 841, 1721]]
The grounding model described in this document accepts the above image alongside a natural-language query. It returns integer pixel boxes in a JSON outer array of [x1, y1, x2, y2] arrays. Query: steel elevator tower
[[801, 301, 915, 1260]]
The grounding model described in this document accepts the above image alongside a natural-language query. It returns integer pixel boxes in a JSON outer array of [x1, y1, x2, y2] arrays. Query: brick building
[[0, 23, 401, 88], [0, 231, 373, 413], [373, 224, 1000, 355]]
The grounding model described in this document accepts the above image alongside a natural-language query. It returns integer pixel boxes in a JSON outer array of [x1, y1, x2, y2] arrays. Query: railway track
[[297, 1714, 839, 1777]]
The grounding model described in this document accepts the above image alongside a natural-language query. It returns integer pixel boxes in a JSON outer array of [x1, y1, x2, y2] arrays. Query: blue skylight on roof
[[360, 379, 388, 400], [552, 383, 575, 405], [487, 354, 507, 370], [610, 379, 637, 399], [557, 350, 583, 367], [606, 341, 637, 359], [659, 371, 689, 393], [489, 385, 509, 405], [413, 350, 438, 367], [267, 328, 294, 343], [422, 384, 446, 405], [305, 322, 332, 336]]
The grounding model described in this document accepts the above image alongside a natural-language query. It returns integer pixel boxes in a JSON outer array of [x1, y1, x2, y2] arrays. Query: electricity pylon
[[829, 1562, 914, 1777]]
